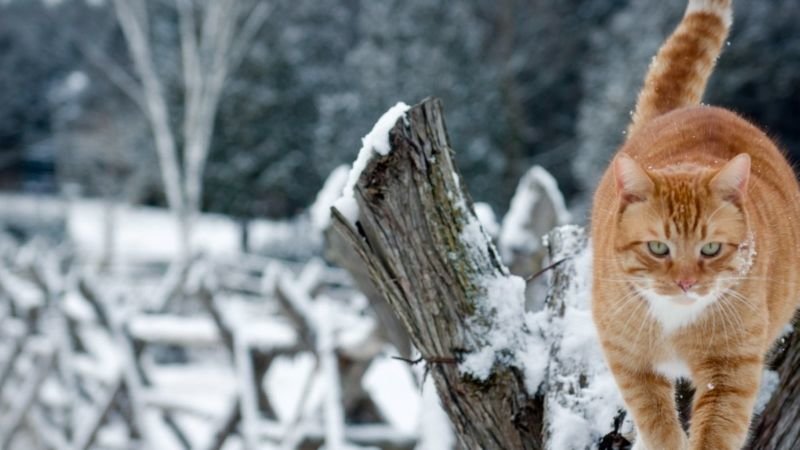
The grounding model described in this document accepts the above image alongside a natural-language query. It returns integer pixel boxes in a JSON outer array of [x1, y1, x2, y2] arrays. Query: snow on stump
[[540, 226, 628, 449]]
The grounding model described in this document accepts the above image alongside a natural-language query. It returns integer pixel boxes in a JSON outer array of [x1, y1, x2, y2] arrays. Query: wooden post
[[331, 98, 544, 449]]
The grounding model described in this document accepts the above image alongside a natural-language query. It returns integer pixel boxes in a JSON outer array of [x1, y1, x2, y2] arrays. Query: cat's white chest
[[654, 356, 692, 380]]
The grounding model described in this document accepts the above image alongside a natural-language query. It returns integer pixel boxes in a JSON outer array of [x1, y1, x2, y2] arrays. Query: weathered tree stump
[[332, 98, 544, 449]]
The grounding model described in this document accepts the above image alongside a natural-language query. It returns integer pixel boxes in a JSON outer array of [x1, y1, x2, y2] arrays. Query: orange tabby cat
[[591, 0, 800, 449]]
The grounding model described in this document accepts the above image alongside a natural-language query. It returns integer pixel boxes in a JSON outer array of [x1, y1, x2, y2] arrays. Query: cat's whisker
[[704, 306, 716, 351], [717, 296, 745, 336], [619, 295, 650, 340], [713, 300, 733, 346], [647, 310, 658, 350], [727, 301, 747, 332], [720, 289, 758, 312], [607, 289, 645, 318], [592, 256, 633, 263], [717, 275, 781, 281], [595, 277, 650, 284], [709, 301, 719, 345], [704, 308, 717, 352], [608, 287, 643, 310], [632, 300, 652, 346], [717, 276, 800, 288]]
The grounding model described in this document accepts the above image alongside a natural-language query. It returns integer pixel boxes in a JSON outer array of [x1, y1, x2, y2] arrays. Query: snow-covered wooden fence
[[0, 240, 425, 450]]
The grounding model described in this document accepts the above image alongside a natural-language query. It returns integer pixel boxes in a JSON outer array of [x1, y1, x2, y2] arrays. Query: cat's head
[[612, 153, 752, 308]]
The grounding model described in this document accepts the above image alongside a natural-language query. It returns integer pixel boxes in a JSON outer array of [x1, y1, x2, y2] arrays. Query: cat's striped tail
[[628, 0, 732, 136]]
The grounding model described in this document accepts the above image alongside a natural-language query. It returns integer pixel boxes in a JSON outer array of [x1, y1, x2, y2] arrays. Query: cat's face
[[612, 154, 752, 313]]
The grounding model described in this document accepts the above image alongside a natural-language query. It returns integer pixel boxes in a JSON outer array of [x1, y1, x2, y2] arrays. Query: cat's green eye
[[647, 241, 670, 257], [701, 242, 722, 257]]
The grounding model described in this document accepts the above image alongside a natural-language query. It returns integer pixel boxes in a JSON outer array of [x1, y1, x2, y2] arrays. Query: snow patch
[[456, 233, 550, 393], [460, 273, 530, 380], [519, 310, 550, 393], [473, 202, 499, 238], [548, 404, 591, 450], [333, 102, 410, 225], [459, 224, 615, 418], [416, 377, 455, 450], [127, 315, 221, 345], [541, 229, 627, 450], [0, 269, 44, 310], [459, 215, 492, 256], [265, 353, 317, 422], [62, 290, 96, 322], [310, 165, 350, 232], [332, 197, 360, 227], [68, 201, 240, 262], [363, 356, 419, 434], [736, 231, 756, 276], [754, 369, 779, 415], [499, 166, 569, 262]]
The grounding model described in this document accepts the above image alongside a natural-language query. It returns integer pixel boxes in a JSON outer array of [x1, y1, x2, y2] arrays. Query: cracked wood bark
[[331, 98, 544, 450], [747, 321, 800, 450]]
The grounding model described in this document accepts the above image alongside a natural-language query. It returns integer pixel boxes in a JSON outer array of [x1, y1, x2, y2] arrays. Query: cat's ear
[[711, 153, 750, 202], [614, 154, 653, 203]]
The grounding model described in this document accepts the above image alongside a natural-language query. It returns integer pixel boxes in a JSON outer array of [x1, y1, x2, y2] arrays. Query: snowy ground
[[0, 193, 311, 263]]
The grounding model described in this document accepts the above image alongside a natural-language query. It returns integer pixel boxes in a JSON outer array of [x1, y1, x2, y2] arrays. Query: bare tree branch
[[176, 0, 202, 145], [111, 0, 185, 220], [95, 0, 273, 261], [228, 2, 272, 70], [75, 42, 146, 111]]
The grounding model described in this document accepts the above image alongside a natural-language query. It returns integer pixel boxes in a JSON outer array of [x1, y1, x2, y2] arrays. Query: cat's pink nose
[[676, 279, 696, 292]]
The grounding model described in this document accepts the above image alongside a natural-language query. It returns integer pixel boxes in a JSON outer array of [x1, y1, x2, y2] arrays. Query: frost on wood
[[541, 226, 627, 450]]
